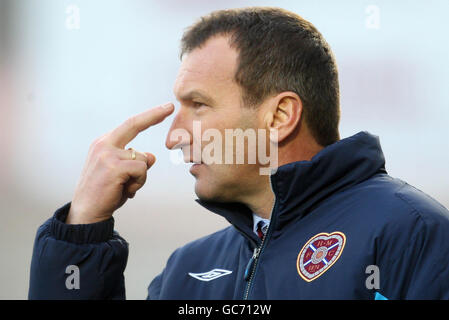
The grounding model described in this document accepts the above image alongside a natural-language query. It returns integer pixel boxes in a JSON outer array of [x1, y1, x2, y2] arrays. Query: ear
[[263, 92, 303, 143]]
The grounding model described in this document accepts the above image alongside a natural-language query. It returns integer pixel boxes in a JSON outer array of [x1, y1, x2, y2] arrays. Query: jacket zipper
[[243, 236, 265, 298], [243, 175, 277, 299]]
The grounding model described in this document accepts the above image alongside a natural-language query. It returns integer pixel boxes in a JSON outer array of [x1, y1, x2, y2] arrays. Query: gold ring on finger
[[128, 147, 136, 160]]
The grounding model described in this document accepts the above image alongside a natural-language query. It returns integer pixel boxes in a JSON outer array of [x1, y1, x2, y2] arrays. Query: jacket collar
[[196, 131, 387, 244]]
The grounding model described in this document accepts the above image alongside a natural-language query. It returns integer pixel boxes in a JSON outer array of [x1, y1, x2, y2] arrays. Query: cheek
[[197, 108, 259, 163], [208, 163, 259, 186], [194, 162, 262, 202]]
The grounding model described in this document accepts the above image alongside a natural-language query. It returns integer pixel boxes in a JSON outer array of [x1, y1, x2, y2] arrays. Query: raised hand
[[66, 103, 174, 224]]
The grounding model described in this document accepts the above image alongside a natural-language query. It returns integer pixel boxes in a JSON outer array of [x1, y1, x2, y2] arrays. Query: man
[[29, 7, 449, 299]]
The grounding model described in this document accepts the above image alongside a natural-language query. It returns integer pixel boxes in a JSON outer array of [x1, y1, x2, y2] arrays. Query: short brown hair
[[180, 7, 340, 146]]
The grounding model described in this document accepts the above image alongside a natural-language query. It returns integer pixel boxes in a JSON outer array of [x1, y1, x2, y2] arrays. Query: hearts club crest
[[296, 232, 346, 282]]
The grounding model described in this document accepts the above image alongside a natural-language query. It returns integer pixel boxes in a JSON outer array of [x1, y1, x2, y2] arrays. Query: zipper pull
[[244, 247, 260, 281]]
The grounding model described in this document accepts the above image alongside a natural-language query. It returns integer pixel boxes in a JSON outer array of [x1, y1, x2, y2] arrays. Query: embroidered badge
[[296, 231, 346, 282]]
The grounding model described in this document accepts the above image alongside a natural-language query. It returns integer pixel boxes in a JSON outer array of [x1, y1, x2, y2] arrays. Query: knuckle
[[97, 150, 111, 163], [125, 184, 135, 194], [93, 133, 107, 144], [133, 163, 147, 183], [99, 153, 119, 173], [139, 173, 147, 185], [90, 138, 106, 153], [128, 184, 140, 194], [137, 160, 148, 171]]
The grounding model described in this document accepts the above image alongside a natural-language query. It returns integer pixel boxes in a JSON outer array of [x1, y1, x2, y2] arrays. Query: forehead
[[174, 35, 239, 100]]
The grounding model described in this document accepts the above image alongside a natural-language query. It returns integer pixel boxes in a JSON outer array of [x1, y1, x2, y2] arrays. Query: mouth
[[187, 158, 203, 164], [182, 152, 202, 164]]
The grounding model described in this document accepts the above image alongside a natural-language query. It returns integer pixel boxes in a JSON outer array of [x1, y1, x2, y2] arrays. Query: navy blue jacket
[[28, 132, 449, 299]]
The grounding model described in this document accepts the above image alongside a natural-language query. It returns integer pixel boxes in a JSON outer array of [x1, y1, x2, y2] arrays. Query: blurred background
[[0, 0, 448, 299]]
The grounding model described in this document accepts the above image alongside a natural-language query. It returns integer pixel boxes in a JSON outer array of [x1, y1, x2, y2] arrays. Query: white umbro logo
[[188, 269, 233, 281]]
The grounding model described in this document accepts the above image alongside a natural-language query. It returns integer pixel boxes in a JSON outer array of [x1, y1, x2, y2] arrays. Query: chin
[[194, 180, 228, 203], [194, 181, 215, 201]]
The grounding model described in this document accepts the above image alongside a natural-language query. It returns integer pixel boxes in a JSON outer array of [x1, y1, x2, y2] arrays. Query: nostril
[[166, 128, 191, 150]]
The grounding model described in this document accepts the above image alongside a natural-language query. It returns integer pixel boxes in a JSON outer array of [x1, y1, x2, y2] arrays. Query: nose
[[165, 107, 192, 150]]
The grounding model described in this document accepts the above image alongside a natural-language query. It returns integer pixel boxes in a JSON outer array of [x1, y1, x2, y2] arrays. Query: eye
[[192, 101, 207, 108]]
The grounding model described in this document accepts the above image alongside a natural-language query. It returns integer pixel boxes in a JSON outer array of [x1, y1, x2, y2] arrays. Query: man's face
[[166, 35, 268, 203]]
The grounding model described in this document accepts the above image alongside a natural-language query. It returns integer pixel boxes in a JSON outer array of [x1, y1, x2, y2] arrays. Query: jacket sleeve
[[377, 202, 449, 299], [147, 272, 163, 299], [28, 202, 129, 299]]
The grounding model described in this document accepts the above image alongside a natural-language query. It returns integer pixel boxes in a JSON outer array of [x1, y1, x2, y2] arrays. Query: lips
[[189, 162, 203, 175]]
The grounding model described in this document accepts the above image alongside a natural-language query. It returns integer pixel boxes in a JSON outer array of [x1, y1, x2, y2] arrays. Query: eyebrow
[[176, 90, 216, 105]]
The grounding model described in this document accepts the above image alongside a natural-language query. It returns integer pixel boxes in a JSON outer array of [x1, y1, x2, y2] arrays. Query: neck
[[241, 172, 275, 219], [245, 181, 275, 219], [244, 136, 324, 219], [278, 124, 325, 167]]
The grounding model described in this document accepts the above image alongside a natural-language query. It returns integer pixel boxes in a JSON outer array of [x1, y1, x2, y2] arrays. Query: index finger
[[108, 103, 174, 148]]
